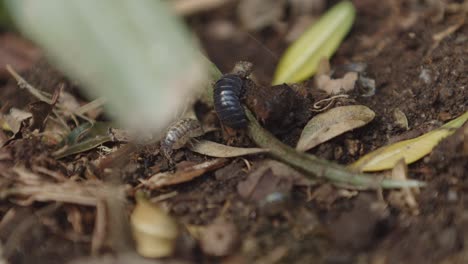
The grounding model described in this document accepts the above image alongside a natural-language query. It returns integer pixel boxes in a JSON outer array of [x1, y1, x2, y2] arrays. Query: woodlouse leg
[[221, 123, 238, 145]]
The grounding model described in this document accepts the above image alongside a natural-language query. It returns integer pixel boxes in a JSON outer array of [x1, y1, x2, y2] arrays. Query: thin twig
[[244, 109, 426, 189], [32, 165, 68, 182], [91, 199, 107, 255], [6, 65, 53, 104], [312, 94, 349, 112], [51, 111, 71, 132], [0, 185, 98, 206]]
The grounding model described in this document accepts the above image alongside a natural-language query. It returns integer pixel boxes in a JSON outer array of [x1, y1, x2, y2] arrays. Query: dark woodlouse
[[160, 118, 204, 160], [213, 74, 248, 129]]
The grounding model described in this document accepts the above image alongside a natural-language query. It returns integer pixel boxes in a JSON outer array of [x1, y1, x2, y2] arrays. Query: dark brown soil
[[0, 0, 467, 264]]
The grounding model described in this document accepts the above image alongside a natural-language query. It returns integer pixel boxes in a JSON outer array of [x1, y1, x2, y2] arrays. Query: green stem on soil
[[245, 109, 426, 189]]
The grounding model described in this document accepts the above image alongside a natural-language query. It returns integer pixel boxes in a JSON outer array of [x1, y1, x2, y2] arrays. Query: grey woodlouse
[[213, 74, 248, 129], [160, 118, 204, 160], [213, 61, 253, 129]]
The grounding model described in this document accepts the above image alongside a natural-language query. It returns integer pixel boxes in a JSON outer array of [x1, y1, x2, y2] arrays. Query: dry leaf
[[296, 105, 375, 151], [350, 111, 468, 172], [189, 140, 268, 158], [140, 159, 227, 189], [131, 198, 178, 258]]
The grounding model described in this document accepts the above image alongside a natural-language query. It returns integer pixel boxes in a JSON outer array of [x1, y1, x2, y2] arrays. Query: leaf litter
[[1, 1, 468, 262]]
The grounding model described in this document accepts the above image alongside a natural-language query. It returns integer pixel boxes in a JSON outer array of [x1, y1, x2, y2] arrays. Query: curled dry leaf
[[140, 158, 227, 189], [189, 140, 269, 158], [131, 198, 178, 258], [296, 105, 375, 152], [350, 111, 468, 172]]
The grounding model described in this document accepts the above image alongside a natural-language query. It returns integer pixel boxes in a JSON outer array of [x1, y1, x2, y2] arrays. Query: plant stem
[[245, 109, 425, 189]]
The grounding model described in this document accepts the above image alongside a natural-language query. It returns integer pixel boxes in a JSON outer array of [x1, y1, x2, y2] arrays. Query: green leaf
[[350, 111, 468, 172], [198, 56, 222, 107], [5, 0, 208, 136], [272, 1, 356, 85], [54, 122, 113, 159]]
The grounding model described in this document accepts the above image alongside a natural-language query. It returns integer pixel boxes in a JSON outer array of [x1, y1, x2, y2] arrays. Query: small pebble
[[419, 68, 432, 84], [447, 189, 458, 202]]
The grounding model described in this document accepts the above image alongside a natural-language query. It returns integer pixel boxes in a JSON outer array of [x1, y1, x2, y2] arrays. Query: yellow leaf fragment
[[350, 111, 468, 172], [131, 198, 178, 258], [272, 1, 356, 85]]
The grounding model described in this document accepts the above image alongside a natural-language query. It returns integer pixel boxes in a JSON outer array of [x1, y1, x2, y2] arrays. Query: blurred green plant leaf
[[350, 111, 468, 172], [0, 1, 14, 28], [5, 0, 208, 137], [199, 57, 222, 107], [272, 1, 356, 85]]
